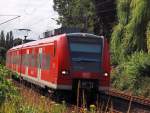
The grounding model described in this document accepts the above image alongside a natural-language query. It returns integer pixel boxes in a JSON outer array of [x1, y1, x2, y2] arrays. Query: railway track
[[106, 89, 150, 107], [99, 89, 150, 113]]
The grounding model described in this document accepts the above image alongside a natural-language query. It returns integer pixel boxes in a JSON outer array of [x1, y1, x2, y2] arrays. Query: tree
[[5, 32, 10, 49], [0, 31, 5, 48], [53, 0, 95, 32], [0, 47, 6, 59], [111, 0, 150, 64], [9, 31, 14, 48], [13, 38, 22, 46]]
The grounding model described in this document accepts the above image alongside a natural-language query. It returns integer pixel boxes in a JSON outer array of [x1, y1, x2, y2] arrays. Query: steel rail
[[106, 89, 150, 107]]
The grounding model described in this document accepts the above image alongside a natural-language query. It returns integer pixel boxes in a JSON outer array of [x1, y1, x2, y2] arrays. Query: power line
[[0, 14, 20, 17], [0, 16, 21, 26]]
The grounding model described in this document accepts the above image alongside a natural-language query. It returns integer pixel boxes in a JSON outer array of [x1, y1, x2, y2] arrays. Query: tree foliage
[[0, 65, 18, 107], [147, 21, 150, 53], [0, 31, 5, 48], [111, 0, 150, 64], [111, 0, 150, 97], [53, 0, 95, 32], [0, 30, 15, 61], [5, 33, 10, 50], [9, 31, 14, 48], [13, 38, 22, 46], [111, 52, 150, 97], [0, 30, 14, 50]]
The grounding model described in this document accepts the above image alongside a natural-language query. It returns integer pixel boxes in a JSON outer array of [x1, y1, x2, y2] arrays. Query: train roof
[[9, 34, 65, 51], [8, 33, 103, 51], [67, 33, 103, 39]]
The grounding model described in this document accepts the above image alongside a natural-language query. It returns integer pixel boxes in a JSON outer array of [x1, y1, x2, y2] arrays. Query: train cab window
[[68, 35, 103, 72]]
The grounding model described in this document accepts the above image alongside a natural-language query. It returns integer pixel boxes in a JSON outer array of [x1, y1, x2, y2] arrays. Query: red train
[[6, 33, 110, 93]]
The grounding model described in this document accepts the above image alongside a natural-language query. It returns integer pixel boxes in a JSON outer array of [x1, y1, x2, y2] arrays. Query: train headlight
[[104, 72, 108, 77], [61, 70, 69, 75]]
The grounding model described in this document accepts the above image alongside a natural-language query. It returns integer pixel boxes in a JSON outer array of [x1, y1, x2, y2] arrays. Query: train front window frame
[[68, 36, 103, 72]]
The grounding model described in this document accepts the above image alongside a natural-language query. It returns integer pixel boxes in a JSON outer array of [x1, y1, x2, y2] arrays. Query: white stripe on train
[[13, 71, 109, 91]]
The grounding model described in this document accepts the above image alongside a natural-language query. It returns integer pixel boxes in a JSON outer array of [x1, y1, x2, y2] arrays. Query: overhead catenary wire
[[0, 14, 20, 17], [0, 16, 21, 26]]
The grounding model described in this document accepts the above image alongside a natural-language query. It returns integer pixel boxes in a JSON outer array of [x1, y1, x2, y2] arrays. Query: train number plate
[[81, 81, 94, 89]]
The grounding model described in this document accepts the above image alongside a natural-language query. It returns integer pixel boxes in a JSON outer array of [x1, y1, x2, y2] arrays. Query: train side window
[[14, 55, 16, 64], [30, 54, 35, 67], [12, 55, 14, 64], [28, 54, 31, 66], [37, 53, 42, 68], [41, 54, 50, 70], [24, 54, 28, 66], [18, 55, 21, 65], [16, 55, 19, 65], [13, 54, 15, 64], [34, 54, 38, 68], [22, 54, 29, 66], [45, 54, 50, 69], [28, 54, 33, 67], [11, 55, 13, 64], [27, 54, 30, 66], [28, 49, 35, 67]]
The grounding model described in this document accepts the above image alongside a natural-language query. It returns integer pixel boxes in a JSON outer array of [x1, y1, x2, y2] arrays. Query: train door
[[37, 48, 42, 81], [25, 49, 29, 75]]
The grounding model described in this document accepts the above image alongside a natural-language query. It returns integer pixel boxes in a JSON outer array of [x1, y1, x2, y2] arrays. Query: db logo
[[82, 72, 90, 78]]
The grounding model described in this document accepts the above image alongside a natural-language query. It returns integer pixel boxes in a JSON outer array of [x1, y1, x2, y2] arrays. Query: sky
[[0, 0, 60, 40]]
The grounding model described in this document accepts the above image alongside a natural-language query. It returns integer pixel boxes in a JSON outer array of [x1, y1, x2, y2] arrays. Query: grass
[[0, 64, 135, 113], [16, 81, 115, 113]]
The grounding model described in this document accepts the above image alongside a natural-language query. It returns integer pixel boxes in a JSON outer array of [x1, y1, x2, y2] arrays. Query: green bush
[[0, 64, 38, 113], [0, 64, 68, 113], [0, 65, 18, 107], [111, 52, 150, 97]]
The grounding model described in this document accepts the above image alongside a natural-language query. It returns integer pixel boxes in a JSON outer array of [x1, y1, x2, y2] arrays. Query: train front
[[66, 33, 110, 96]]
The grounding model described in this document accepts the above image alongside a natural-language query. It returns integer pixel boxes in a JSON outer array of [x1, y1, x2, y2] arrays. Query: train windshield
[[68, 36, 103, 72]]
